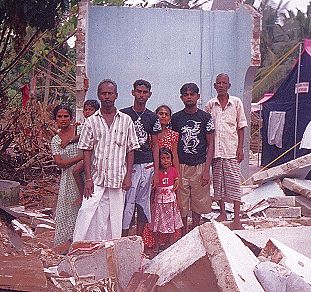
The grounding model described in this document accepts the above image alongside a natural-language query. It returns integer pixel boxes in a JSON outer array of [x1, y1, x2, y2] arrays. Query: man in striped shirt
[[73, 79, 140, 242], [205, 73, 247, 230]]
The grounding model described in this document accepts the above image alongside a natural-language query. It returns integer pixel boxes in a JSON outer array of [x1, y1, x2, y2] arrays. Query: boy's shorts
[[178, 163, 212, 217]]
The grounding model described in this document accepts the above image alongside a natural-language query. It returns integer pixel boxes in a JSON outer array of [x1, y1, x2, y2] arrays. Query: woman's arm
[[53, 153, 83, 169]]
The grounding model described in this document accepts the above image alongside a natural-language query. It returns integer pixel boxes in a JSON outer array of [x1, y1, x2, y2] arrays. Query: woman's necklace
[[133, 107, 146, 121]]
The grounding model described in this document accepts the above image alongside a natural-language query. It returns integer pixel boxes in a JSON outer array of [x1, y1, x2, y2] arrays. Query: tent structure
[[261, 39, 311, 167]]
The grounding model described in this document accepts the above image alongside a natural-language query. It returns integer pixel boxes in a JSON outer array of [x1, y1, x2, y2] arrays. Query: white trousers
[[73, 185, 125, 242]]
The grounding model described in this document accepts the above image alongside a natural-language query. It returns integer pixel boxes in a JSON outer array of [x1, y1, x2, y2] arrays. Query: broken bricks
[[57, 236, 144, 291]]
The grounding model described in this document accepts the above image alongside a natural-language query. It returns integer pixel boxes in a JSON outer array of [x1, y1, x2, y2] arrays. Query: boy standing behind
[[73, 100, 100, 200], [205, 73, 247, 230], [171, 83, 215, 235], [121, 79, 162, 237]]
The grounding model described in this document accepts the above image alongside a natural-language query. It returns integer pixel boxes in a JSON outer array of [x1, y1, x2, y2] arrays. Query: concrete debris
[[267, 196, 296, 208], [57, 236, 144, 291], [295, 196, 311, 217], [282, 178, 311, 199], [241, 181, 286, 216], [259, 238, 311, 285], [35, 223, 55, 235], [264, 207, 301, 218], [254, 261, 311, 292], [0, 255, 48, 292], [143, 221, 264, 291], [235, 226, 311, 259], [251, 153, 311, 185]]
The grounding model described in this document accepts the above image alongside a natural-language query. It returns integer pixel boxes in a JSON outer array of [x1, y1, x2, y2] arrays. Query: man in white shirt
[[73, 79, 139, 241], [205, 73, 247, 230]]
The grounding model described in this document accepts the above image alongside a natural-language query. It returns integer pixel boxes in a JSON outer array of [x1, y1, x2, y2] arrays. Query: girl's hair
[[159, 147, 173, 164], [52, 104, 73, 120], [84, 99, 100, 111], [155, 104, 172, 116]]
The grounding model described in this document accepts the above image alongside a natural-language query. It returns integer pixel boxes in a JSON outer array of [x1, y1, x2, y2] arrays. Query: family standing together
[[51, 73, 247, 254]]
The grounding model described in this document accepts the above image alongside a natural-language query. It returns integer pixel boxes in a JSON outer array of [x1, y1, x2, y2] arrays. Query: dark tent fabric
[[261, 41, 311, 168]]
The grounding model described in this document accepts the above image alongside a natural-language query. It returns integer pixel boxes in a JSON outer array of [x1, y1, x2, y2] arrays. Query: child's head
[[159, 147, 173, 170], [83, 99, 100, 118], [155, 105, 172, 128]]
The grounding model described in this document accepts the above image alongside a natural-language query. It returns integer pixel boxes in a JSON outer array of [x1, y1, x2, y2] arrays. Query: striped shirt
[[205, 95, 247, 159], [78, 110, 139, 188]]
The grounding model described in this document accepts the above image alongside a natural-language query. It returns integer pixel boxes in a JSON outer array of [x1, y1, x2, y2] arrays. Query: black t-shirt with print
[[171, 109, 215, 166], [121, 107, 162, 164]]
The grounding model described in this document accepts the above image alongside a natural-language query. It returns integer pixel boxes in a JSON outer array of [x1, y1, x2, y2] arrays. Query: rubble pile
[[0, 153, 310, 291]]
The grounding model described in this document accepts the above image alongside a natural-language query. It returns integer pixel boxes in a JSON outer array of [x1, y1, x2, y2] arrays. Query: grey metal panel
[[85, 6, 254, 113]]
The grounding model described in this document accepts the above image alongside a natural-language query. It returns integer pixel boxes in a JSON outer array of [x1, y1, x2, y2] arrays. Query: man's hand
[[122, 173, 132, 191], [201, 168, 210, 187], [236, 147, 244, 163], [84, 179, 94, 199]]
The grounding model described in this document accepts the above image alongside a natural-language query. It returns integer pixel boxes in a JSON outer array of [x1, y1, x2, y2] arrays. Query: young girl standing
[[149, 147, 183, 252]]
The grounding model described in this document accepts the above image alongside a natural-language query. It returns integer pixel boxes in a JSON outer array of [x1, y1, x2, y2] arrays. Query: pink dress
[[149, 167, 183, 234]]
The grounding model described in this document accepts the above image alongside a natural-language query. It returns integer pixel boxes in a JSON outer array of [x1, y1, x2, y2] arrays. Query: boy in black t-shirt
[[121, 79, 162, 236], [171, 83, 215, 235]]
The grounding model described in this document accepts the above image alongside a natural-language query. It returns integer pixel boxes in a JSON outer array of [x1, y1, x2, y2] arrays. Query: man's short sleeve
[[206, 114, 215, 133], [236, 99, 248, 129], [151, 116, 162, 135], [127, 119, 140, 152]]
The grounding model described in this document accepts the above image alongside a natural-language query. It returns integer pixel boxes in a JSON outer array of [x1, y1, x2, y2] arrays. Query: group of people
[[51, 73, 247, 254]]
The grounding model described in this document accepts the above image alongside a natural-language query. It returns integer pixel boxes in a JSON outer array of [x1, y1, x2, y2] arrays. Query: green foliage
[[252, 0, 310, 102]]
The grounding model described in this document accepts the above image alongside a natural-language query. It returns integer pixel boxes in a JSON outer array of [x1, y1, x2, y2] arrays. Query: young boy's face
[[180, 90, 200, 107], [132, 85, 152, 105], [83, 104, 97, 118]]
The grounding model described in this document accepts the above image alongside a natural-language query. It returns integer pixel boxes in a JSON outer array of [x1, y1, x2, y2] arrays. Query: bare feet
[[216, 213, 227, 222], [230, 220, 244, 230]]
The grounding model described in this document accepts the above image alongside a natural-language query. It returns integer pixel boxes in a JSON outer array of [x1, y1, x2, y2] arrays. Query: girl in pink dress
[[149, 147, 183, 251]]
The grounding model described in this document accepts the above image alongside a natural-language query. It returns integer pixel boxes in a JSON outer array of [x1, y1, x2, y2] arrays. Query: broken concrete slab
[[58, 236, 143, 291], [282, 178, 311, 199], [235, 226, 311, 259], [267, 196, 296, 207], [254, 261, 311, 292], [252, 153, 311, 185], [259, 238, 311, 285], [0, 255, 47, 291], [241, 181, 286, 216], [143, 221, 264, 291], [295, 195, 311, 217], [264, 207, 301, 218]]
